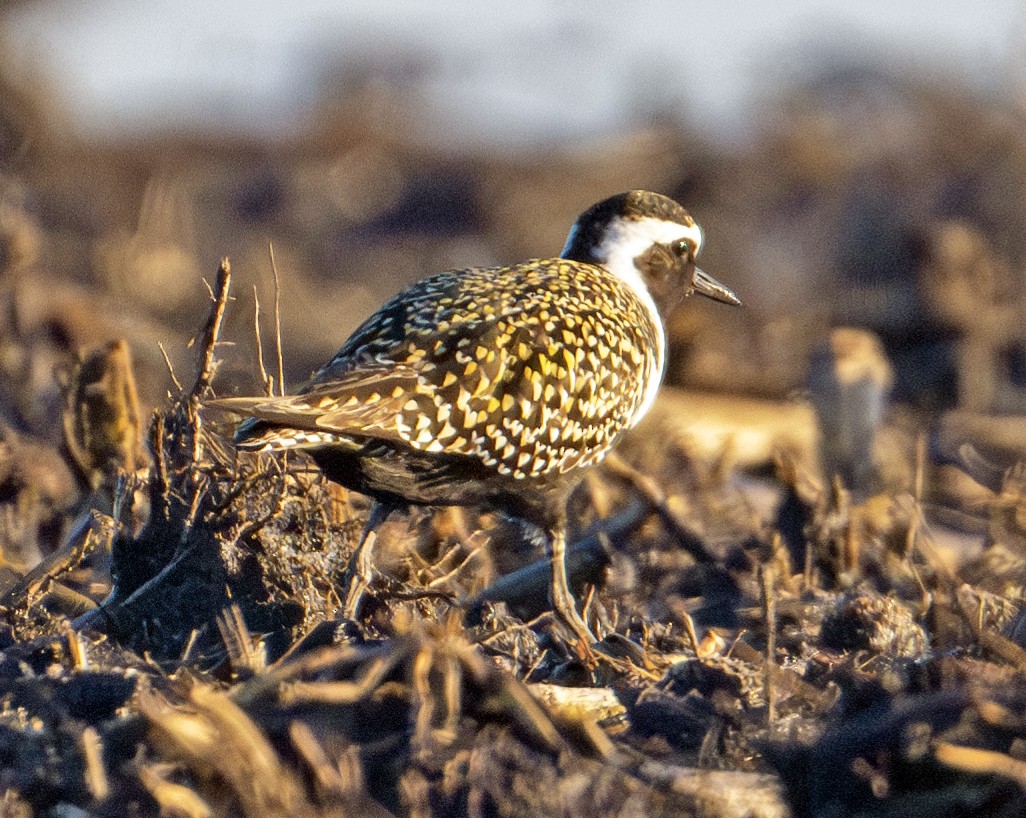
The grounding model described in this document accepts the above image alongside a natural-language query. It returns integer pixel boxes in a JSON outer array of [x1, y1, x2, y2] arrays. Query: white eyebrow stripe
[[560, 215, 701, 261], [602, 216, 701, 264], [593, 216, 701, 286]]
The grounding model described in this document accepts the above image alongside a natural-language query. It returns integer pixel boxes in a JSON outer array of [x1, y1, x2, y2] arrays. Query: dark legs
[[342, 501, 394, 619], [341, 499, 595, 645], [510, 486, 597, 645], [547, 524, 596, 644]]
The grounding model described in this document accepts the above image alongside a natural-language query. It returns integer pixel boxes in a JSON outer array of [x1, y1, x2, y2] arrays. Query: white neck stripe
[[591, 215, 700, 425]]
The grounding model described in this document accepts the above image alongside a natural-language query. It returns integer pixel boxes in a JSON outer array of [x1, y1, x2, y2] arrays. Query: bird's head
[[561, 190, 740, 315]]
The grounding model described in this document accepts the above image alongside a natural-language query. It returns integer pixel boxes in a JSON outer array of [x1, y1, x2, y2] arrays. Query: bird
[[211, 190, 740, 644]]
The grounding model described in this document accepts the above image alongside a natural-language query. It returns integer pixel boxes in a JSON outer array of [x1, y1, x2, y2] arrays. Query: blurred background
[[0, 0, 1025, 446]]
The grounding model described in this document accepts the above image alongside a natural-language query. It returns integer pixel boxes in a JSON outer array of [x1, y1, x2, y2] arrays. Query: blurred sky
[[2, 0, 1025, 148]]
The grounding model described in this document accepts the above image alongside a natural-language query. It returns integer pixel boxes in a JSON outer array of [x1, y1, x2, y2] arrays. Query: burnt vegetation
[[1, 64, 1026, 818]]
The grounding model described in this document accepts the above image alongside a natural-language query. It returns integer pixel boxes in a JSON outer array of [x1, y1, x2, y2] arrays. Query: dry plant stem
[[112, 473, 133, 529], [117, 544, 200, 610], [287, 721, 350, 797], [905, 433, 927, 564], [159, 257, 231, 498], [759, 562, 777, 724], [411, 645, 440, 756], [188, 258, 231, 408], [217, 603, 264, 674], [142, 684, 315, 817], [264, 638, 373, 683], [955, 585, 1026, 672], [148, 411, 170, 520], [1, 512, 113, 610], [679, 609, 702, 656], [426, 543, 484, 589], [158, 341, 184, 393], [603, 452, 715, 564], [65, 624, 87, 669], [180, 628, 200, 663], [81, 726, 109, 801], [281, 658, 400, 706], [251, 285, 273, 396], [181, 475, 207, 532], [914, 431, 926, 501], [803, 543, 814, 592], [268, 243, 285, 396], [137, 765, 213, 818]]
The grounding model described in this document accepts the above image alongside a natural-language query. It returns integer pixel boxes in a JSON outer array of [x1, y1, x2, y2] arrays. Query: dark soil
[[1, 62, 1026, 818]]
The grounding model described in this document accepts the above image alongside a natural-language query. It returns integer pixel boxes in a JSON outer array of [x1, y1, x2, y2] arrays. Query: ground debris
[[2, 70, 1026, 816], [0, 261, 1023, 818]]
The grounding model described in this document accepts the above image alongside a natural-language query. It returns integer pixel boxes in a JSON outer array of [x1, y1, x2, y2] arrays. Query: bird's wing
[[217, 260, 661, 477], [210, 362, 421, 441]]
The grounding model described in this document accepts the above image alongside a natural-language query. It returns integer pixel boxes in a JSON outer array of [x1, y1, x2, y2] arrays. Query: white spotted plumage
[[216, 191, 738, 485]]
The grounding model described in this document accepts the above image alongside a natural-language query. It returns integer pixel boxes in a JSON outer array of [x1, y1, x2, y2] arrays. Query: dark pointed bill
[[692, 267, 741, 305]]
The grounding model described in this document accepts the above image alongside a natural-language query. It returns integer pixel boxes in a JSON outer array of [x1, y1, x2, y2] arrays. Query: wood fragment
[[188, 258, 231, 405], [934, 741, 1026, 789], [60, 338, 144, 491], [81, 726, 109, 801], [529, 683, 625, 722], [637, 763, 788, 818], [1, 511, 113, 612]]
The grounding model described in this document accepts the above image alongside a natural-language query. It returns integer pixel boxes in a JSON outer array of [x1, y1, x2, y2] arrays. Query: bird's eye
[[675, 239, 694, 259]]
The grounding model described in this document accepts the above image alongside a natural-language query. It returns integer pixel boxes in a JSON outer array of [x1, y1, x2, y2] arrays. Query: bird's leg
[[342, 501, 393, 620], [547, 525, 597, 644]]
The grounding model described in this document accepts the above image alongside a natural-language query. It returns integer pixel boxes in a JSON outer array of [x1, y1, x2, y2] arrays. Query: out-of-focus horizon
[[1, 1, 1026, 448], [2, 0, 1024, 147]]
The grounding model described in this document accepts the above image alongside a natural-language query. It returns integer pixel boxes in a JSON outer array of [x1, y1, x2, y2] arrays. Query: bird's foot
[[550, 582, 597, 647]]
